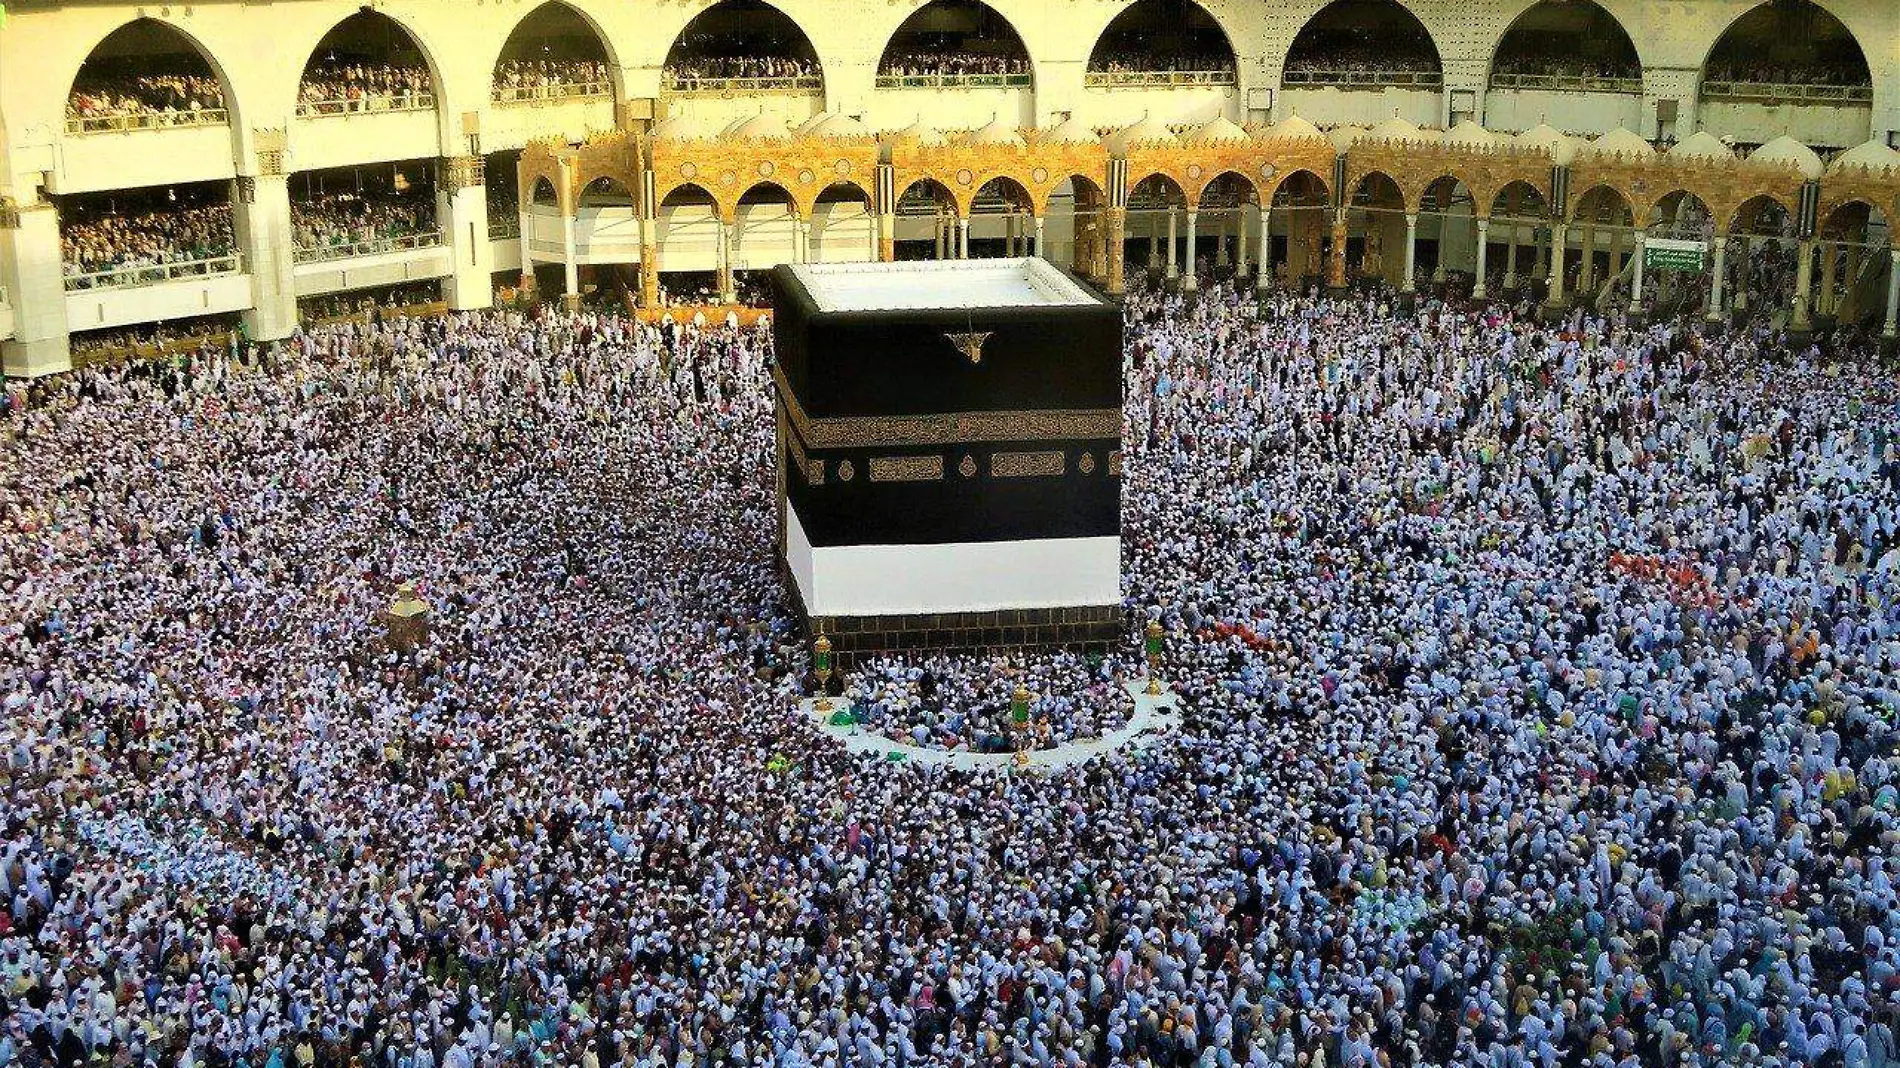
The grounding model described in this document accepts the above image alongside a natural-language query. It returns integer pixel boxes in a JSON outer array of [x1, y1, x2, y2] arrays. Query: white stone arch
[[660, 0, 826, 84], [600, 0, 833, 71], [287, 7, 461, 150], [482, 0, 627, 96], [1082, 0, 1242, 73], [1694, 0, 1877, 79], [875, 0, 1038, 82], [1477, 0, 1644, 83], [1459, 0, 1666, 76], [1271, 0, 1454, 77], [53, 13, 251, 163]]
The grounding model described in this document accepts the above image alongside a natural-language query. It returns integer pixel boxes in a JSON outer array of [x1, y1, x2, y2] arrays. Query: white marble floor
[[798, 680, 1181, 773]]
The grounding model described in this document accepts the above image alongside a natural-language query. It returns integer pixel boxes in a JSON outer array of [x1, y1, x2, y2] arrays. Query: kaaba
[[772, 258, 1123, 660]]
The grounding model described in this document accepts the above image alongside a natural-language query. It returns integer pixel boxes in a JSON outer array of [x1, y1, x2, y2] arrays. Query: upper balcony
[[292, 231, 452, 297], [1696, 0, 1874, 148], [64, 254, 252, 333], [56, 19, 239, 194]]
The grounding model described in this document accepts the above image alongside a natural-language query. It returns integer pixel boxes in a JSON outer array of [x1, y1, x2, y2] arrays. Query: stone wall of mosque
[[2, 0, 1899, 375]]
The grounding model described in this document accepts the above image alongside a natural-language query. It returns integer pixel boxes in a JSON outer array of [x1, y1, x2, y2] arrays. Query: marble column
[[1884, 247, 1899, 338], [716, 218, 735, 304], [1819, 243, 1837, 318], [1630, 234, 1646, 309], [1792, 238, 1815, 330], [1473, 219, 1490, 299], [1545, 221, 1566, 305], [1106, 207, 1127, 296], [1578, 224, 1596, 293], [1236, 209, 1249, 282], [1166, 209, 1179, 280], [1256, 205, 1272, 294], [1183, 211, 1199, 292], [1706, 235, 1727, 321]]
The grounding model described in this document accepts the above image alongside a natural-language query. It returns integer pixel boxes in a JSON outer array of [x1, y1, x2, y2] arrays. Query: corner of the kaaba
[[773, 259, 1126, 665]]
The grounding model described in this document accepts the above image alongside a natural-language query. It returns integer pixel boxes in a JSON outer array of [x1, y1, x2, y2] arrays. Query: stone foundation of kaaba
[[779, 565, 1122, 662], [773, 259, 1123, 660]]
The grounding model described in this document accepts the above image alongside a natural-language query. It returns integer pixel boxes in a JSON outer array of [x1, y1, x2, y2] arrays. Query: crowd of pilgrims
[[490, 61, 611, 94], [291, 193, 437, 256], [1281, 49, 1440, 76], [3, 271, 1900, 1068], [60, 199, 236, 283], [1704, 61, 1872, 87], [1488, 56, 1640, 82], [877, 52, 1030, 78], [663, 57, 820, 83], [297, 62, 433, 108], [842, 653, 1137, 752], [65, 73, 225, 123], [1087, 52, 1237, 76]]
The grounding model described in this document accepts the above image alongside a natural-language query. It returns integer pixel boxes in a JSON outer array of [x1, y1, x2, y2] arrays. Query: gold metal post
[[813, 631, 834, 714], [1144, 619, 1165, 696]]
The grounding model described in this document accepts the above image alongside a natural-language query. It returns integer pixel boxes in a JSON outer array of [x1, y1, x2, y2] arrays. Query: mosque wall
[[4, 0, 1900, 375], [3, 0, 1897, 200]]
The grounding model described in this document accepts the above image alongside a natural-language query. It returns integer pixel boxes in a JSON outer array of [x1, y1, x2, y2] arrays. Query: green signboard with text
[[1644, 238, 1707, 273]]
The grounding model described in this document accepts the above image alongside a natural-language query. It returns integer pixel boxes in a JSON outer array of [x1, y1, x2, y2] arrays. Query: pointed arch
[[1087, 0, 1237, 78], [1569, 185, 1636, 228], [1351, 171, 1407, 212], [1488, 0, 1640, 88], [1730, 193, 1795, 237], [64, 17, 238, 133], [738, 179, 799, 217], [664, 0, 823, 89], [1128, 173, 1189, 207], [579, 176, 634, 208], [1490, 180, 1550, 220], [1194, 170, 1261, 210], [296, 11, 443, 114], [896, 177, 961, 218], [1701, 0, 1871, 92], [1282, 0, 1443, 85], [1646, 189, 1714, 238], [878, 0, 1032, 86], [1266, 168, 1332, 208], [492, 1, 618, 100], [1049, 173, 1108, 219]]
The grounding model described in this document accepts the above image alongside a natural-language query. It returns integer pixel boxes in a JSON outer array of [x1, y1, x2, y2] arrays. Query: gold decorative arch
[[1817, 165, 1900, 245], [649, 132, 879, 222], [1123, 139, 1261, 209], [1568, 152, 1754, 231], [885, 134, 1078, 220], [1346, 136, 1550, 218]]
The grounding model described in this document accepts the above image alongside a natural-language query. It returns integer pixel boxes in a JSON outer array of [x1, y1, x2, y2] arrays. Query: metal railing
[[875, 72, 1033, 90], [491, 81, 612, 105], [64, 253, 244, 292], [1083, 69, 1236, 89], [663, 75, 823, 95], [1281, 69, 1443, 89], [1700, 81, 1872, 105], [293, 230, 443, 264], [295, 92, 437, 118], [1488, 72, 1642, 94], [488, 215, 522, 240], [64, 108, 230, 136]]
